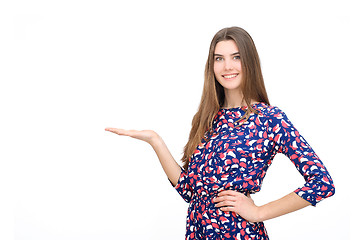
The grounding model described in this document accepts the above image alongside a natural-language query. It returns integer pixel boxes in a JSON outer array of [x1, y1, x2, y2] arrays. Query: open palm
[[105, 128, 157, 144]]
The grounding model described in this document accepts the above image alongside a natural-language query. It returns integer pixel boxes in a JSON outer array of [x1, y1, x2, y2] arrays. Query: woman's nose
[[224, 59, 234, 70]]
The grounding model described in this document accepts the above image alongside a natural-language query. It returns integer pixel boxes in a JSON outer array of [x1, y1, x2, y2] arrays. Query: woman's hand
[[105, 128, 159, 145], [105, 127, 181, 185], [214, 190, 260, 223]]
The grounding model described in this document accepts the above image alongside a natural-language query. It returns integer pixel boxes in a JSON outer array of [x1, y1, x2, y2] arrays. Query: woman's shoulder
[[254, 102, 288, 120]]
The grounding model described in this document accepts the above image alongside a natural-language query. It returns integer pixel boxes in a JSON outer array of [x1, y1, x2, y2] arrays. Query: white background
[[1, 0, 359, 239]]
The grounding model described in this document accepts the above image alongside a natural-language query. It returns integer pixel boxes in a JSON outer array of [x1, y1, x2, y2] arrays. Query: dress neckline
[[220, 102, 265, 111]]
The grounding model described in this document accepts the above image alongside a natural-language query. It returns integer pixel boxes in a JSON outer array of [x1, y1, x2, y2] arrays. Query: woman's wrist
[[256, 205, 267, 222], [148, 131, 163, 147]]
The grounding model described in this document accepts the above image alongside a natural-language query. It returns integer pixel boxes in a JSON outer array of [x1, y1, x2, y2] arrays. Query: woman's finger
[[220, 206, 236, 212], [105, 128, 127, 135], [105, 128, 139, 137], [105, 128, 157, 144], [214, 195, 236, 203], [218, 190, 240, 197], [215, 200, 236, 208]]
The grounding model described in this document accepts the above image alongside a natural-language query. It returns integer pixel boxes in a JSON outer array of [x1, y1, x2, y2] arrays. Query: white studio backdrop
[[0, 0, 358, 239]]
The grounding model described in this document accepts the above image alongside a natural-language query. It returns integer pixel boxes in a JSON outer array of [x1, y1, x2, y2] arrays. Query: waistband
[[191, 187, 250, 202]]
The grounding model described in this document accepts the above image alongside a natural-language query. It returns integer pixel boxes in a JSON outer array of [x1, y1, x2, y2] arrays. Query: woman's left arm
[[215, 107, 335, 222], [270, 107, 335, 206]]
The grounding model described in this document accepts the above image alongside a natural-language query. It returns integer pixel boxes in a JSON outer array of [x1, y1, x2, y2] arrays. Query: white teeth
[[223, 74, 238, 79]]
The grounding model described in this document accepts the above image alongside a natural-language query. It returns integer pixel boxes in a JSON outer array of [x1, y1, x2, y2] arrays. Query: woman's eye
[[215, 57, 223, 61], [233, 55, 241, 60]]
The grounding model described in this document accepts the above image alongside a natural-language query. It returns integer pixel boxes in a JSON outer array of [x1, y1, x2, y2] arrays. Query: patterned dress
[[173, 102, 335, 240]]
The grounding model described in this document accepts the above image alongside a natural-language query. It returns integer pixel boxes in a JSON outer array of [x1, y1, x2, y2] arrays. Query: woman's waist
[[191, 184, 253, 202], [193, 178, 258, 194]]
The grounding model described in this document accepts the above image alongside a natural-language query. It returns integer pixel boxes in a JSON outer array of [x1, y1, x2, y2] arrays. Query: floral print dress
[[173, 102, 335, 240]]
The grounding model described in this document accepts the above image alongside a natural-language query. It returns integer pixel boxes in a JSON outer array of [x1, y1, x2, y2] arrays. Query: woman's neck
[[222, 90, 259, 109], [223, 90, 245, 108]]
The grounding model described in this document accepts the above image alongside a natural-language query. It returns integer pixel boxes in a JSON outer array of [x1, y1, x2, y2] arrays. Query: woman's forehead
[[214, 40, 239, 55]]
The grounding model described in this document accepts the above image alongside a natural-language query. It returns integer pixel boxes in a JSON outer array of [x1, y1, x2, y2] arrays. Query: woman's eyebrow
[[214, 52, 240, 56]]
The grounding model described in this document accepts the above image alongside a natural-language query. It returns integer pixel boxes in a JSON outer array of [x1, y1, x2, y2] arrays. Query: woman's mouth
[[222, 73, 239, 80]]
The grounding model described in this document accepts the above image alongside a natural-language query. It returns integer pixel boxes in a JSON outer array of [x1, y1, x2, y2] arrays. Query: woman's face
[[213, 40, 243, 92]]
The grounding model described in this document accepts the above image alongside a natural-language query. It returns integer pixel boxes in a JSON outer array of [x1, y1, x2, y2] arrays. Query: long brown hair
[[181, 26, 270, 170]]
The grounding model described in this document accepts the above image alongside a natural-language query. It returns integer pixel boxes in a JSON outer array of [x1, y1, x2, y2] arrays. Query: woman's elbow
[[318, 177, 335, 201]]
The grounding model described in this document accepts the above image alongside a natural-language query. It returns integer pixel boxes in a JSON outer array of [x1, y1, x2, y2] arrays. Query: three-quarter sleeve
[[269, 107, 335, 206], [173, 168, 193, 203]]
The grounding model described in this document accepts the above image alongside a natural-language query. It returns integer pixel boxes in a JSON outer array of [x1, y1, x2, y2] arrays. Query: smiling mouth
[[222, 73, 239, 79]]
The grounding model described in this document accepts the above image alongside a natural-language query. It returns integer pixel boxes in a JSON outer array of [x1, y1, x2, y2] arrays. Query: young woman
[[105, 27, 335, 240]]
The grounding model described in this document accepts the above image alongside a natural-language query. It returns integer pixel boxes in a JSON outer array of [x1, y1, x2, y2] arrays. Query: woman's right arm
[[105, 128, 182, 186]]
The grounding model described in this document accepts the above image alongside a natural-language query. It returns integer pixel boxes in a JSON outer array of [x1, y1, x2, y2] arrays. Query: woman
[[105, 27, 335, 239]]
